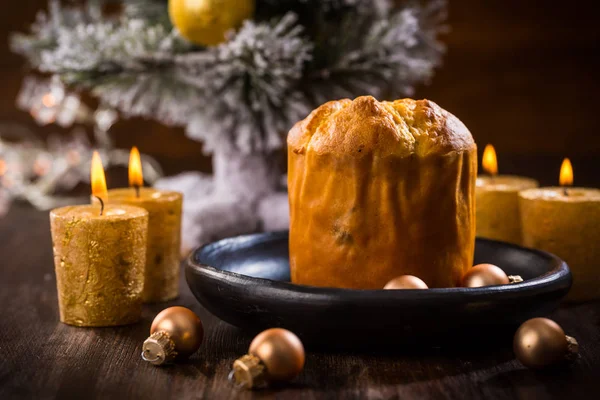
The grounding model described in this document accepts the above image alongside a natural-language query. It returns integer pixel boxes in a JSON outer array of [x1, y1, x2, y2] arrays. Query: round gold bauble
[[168, 0, 255, 46], [151, 306, 204, 357], [249, 328, 305, 382], [461, 263, 509, 287], [384, 275, 429, 290], [513, 317, 577, 369]]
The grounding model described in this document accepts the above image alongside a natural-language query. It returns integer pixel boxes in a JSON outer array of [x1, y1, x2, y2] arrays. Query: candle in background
[[475, 144, 539, 244], [520, 158, 600, 302], [50, 152, 148, 326], [96, 147, 183, 303]]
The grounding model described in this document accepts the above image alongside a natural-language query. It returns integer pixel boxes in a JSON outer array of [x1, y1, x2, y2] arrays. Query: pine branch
[[177, 13, 313, 153], [90, 72, 202, 126], [39, 20, 184, 78], [12, 0, 447, 154], [123, 0, 170, 26], [305, 0, 446, 101], [10, 0, 111, 65], [33, 10, 313, 153]]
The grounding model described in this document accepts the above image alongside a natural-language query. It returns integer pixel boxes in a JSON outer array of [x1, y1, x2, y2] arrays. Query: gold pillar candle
[[50, 152, 149, 326], [519, 159, 600, 302], [50, 204, 149, 326], [476, 175, 539, 244], [99, 188, 183, 302], [476, 145, 539, 244]]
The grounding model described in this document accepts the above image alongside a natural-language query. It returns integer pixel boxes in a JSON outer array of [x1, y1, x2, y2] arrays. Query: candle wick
[[135, 185, 141, 198], [95, 196, 105, 216], [563, 187, 569, 196]]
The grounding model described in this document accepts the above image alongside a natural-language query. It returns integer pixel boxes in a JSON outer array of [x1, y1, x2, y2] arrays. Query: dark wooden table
[[1, 203, 599, 400]]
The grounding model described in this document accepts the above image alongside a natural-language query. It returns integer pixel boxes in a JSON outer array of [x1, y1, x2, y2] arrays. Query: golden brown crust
[[287, 96, 475, 157]]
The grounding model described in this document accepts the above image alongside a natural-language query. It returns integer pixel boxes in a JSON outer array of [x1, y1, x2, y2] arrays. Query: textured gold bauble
[[462, 263, 510, 287], [151, 306, 204, 356], [168, 0, 255, 46], [231, 328, 305, 389], [249, 328, 305, 382], [142, 306, 204, 365], [513, 317, 579, 369], [384, 275, 429, 290]]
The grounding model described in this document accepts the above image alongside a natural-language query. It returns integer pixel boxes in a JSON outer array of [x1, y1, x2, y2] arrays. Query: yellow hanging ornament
[[168, 0, 255, 46]]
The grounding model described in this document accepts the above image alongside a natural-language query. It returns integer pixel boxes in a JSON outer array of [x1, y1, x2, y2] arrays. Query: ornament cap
[[142, 331, 177, 366], [566, 335, 579, 361], [230, 354, 267, 389], [508, 275, 523, 284]]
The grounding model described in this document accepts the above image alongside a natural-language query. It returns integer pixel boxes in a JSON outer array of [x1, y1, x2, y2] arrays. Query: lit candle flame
[[128, 146, 144, 190], [559, 158, 573, 187], [482, 144, 498, 176], [0, 159, 6, 177], [91, 151, 108, 204]]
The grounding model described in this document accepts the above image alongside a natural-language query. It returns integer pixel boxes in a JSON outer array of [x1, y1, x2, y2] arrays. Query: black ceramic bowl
[[186, 232, 571, 348]]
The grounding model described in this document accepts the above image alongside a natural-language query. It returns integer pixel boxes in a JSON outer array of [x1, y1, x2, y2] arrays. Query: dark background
[[1, 0, 599, 184], [1, 4, 599, 398]]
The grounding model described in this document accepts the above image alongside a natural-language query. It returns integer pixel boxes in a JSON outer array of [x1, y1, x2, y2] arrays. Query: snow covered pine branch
[[12, 0, 447, 251]]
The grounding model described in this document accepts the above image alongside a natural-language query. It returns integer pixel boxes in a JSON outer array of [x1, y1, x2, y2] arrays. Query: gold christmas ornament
[[461, 263, 523, 288], [142, 306, 204, 366], [230, 328, 305, 389], [384, 275, 429, 290], [168, 0, 255, 46], [513, 318, 579, 369]]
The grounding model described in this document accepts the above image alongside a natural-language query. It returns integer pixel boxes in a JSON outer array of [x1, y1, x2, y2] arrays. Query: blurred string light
[[0, 76, 163, 215]]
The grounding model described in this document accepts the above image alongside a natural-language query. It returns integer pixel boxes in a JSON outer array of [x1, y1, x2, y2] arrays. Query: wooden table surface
[[1, 203, 599, 400]]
